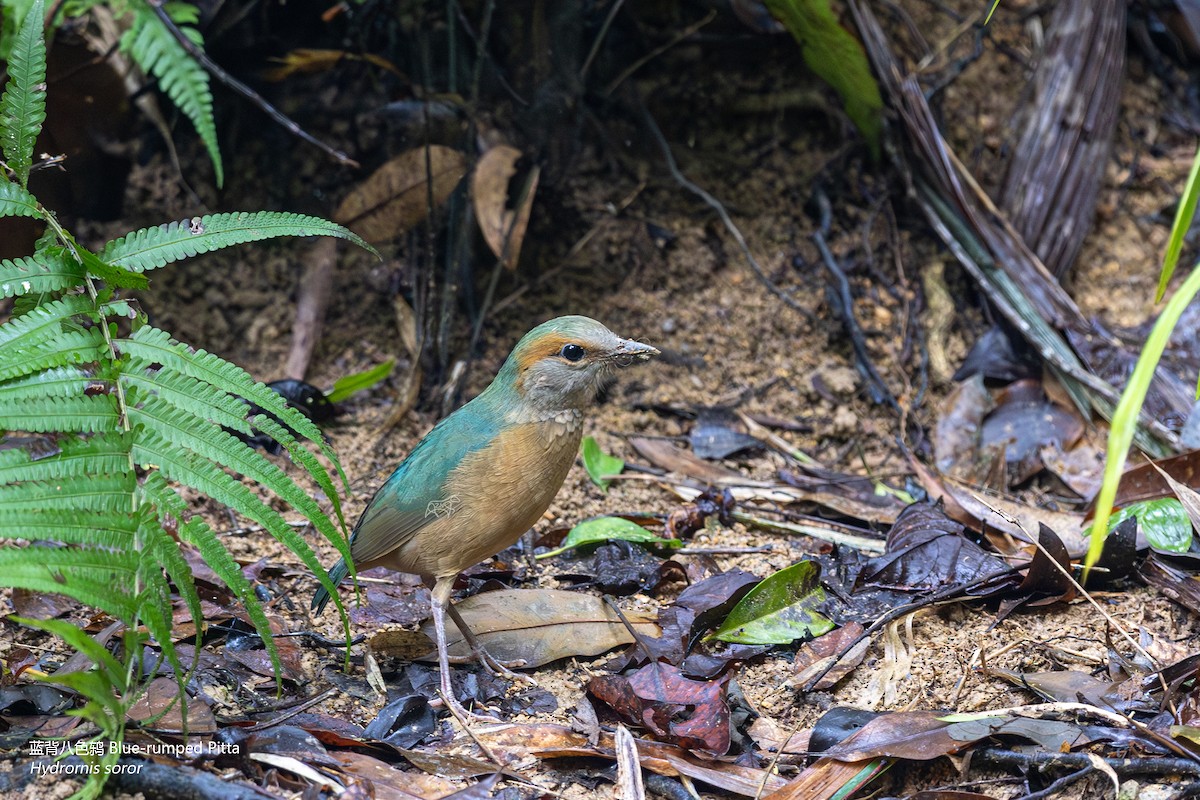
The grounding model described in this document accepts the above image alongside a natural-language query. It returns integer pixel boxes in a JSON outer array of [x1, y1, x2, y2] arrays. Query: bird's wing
[[348, 403, 499, 564]]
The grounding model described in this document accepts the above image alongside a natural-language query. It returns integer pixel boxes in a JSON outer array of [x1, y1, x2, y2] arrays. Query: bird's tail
[[312, 557, 349, 615]]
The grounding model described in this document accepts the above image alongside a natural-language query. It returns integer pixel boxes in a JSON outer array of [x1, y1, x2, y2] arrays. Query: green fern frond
[[137, 471, 282, 681], [131, 428, 337, 601], [122, 359, 255, 435], [0, 509, 138, 548], [120, 0, 223, 186], [0, 394, 120, 433], [14, 615, 128, 688], [0, 0, 46, 186], [0, 548, 138, 617], [251, 413, 348, 536], [77, 247, 150, 290], [0, 182, 42, 219], [102, 212, 376, 272], [120, 326, 340, 472], [128, 392, 343, 550], [0, 327, 107, 381], [0, 365, 90, 403], [0, 473, 134, 512], [0, 293, 93, 353], [0, 251, 86, 298], [0, 432, 132, 483]]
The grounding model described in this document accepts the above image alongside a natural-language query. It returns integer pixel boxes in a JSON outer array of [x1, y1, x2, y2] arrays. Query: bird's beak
[[611, 338, 659, 364]]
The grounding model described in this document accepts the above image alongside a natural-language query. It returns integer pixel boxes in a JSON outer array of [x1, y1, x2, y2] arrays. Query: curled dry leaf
[[334, 146, 468, 243], [472, 144, 539, 270]]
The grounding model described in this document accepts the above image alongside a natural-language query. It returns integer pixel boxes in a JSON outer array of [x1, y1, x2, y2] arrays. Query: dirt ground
[[8, 0, 1200, 797]]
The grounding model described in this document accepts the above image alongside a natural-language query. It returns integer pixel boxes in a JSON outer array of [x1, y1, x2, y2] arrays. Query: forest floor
[[5, 0, 1200, 798]]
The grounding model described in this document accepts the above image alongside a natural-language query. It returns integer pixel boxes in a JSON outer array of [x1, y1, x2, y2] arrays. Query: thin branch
[[145, 0, 359, 170]]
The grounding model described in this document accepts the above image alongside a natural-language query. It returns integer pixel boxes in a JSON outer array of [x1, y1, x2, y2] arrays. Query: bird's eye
[[560, 343, 586, 362]]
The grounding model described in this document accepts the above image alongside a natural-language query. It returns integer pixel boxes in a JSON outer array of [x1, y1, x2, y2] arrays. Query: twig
[[973, 748, 1200, 777], [810, 187, 899, 412], [733, 511, 886, 554], [1011, 766, 1094, 800], [603, 11, 717, 97], [581, 0, 626, 81], [639, 104, 816, 323], [145, 0, 358, 170]]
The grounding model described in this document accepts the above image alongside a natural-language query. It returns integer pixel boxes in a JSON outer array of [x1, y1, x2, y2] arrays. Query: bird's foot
[[476, 649, 538, 687], [439, 689, 503, 726]]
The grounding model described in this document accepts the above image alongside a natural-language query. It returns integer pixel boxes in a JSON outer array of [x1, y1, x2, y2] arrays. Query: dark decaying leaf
[[9, 588, 76, 619], [953, 325, 1041, 383], [778, 468, 909, 525], [942, 715, 1091, 751], [859, 503, 1010, 591], [690, 408, 760, 459], [910, 457, 1088, 555], [362, 694, 436, 748], [1093, 516, 1140, 583], [985, 668, 1152, 714], [557, 540, 684, 595], [127, 677, 217, 735], [711, 560, 834, 644], [932, 373, 994, 480], [996, 523, 1076, 619], [630, 436, 749, 484], [330, 750, 460, 800], [589, 661, 732, 755], [817, 710, 966, 761], [1140, 554, 1200, 612], [676, 569, 761, 631], [1100, 449, 1200, 514], [414, 588, 658, 668], [979, 380, 1084, 485], [809, 707, 883, 752]]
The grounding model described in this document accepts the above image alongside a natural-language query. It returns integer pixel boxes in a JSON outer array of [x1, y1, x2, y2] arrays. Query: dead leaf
[[126, 677, 216, 735], [262, 48, 402, 81], [477, 722, 788, 796], [410, 589, 658, 668], [330, 751, 458, 800], [472, 144, 539, 270], [589, 661, 731, 755], [630, 436, 752, 484], [933, 373, 994, 479], [794, 622, 869, 690], [334, 146, 467, 243]]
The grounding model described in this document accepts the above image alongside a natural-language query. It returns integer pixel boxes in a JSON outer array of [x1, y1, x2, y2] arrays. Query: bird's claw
[[477, 651, 536, 685], [439, 690, 503, 725]]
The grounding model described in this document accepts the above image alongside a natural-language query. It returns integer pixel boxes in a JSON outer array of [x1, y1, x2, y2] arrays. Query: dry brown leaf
[[472, 144, 539, 270], [478, 722, 788, 796], [126, 677, 216, 735], [334, 146, 467, 243], [429, 589, 657, 666], [330, 751, 457, 800]]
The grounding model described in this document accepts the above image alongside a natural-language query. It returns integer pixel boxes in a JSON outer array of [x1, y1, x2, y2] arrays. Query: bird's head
[[495, 315, 659, 416]]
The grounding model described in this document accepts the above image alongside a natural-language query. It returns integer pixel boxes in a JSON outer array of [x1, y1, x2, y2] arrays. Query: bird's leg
[[445, 600, 534, 684], [431, 579, 501, 724]]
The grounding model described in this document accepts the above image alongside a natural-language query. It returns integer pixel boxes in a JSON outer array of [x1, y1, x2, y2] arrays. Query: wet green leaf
[[536, 516, 680, 560], [710, 560, 834, 644], [327, 360, 394, 403], [1084, 498, 1191, 554], [581, 435, 623, 491]]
